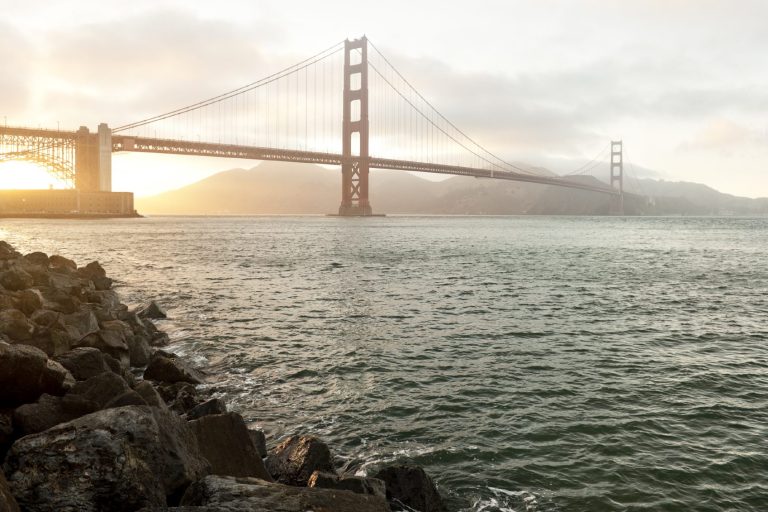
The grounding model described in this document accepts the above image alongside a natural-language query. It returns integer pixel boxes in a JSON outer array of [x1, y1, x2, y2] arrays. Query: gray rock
[[39, 287, 80, 314], [144, 353, 204, 385], [0, 469, 20, 512], [0, 342, 73, 406], [186, 398, 227, 420], [77, 261, 113, 291], [158, 381, 201, 414], [47, 272, 89, 295], [374, 465, 447, 512], [0, 409, 12, 456], [265, 435, 336, 487], [134, 381, 166, 408], [4, 406, 209, 512], [0, 309, 34, 341], [84, 289, 122, 311], [54, 347, 113, 381], [0, 268, 34, 291], [180, 475, 390, 511], [136, 300, 167, 319], [308, 471, 386, 499], [188, 413, 272, 481], [248, 429, 268, 458], [74, 328, 130, 368]]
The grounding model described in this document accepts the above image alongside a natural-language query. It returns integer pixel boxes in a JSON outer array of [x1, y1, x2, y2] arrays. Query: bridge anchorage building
[[0, 36, 624, 217]]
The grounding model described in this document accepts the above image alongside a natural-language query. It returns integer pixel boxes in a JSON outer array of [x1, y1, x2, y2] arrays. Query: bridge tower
[[338, 37, 373, 216], [610, 140, 624, 215]]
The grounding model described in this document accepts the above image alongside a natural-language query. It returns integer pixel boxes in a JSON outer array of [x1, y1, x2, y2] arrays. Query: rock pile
[[0, 241, 447, 511]]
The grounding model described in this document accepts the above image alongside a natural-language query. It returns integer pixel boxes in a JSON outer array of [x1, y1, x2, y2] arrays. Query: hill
[[135, 161, 768, 216]]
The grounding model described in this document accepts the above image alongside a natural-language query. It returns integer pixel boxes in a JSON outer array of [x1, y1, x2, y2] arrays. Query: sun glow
[[0, 162, 69, 190]]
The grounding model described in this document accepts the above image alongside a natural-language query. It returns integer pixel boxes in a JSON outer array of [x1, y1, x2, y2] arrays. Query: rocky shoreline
[[0, 241, 447, 512]]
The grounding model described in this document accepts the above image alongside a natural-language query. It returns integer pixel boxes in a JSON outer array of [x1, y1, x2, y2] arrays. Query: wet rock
[[308, 471, 386, 498], [188, 412, 272, 480], [0, 268, 34, 291], [145, 352, 204, 385], [0, 469, 20, 512], [266, 435, 336, 487], [157, 382, 201, 414], [134, 381, 166, 408], [48, 254, 77, 272], [186, 398, 227, 420], [248, 429, 268, 458], [137, 300, 167, 320], [0, 341, 73, 406], [180, 475, 390, 511], [54, 347, 113, 381], [0, 309, 34, 341], [14, 289, 42, 315], [4, 406, 209, 512], [69, 371, 130, 410], [85, 289, 122, 311], [23, 251, 49, 267], [374, 465, 447, 512]]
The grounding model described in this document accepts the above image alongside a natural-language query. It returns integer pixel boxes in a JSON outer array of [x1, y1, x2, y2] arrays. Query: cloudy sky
[[1, 0, 767, 197]]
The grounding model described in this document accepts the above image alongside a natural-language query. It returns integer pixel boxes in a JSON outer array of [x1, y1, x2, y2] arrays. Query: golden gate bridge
[[0, 37, 624, 216]]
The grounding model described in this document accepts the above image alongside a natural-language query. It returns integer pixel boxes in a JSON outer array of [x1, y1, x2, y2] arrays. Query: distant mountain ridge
[[135, 162, 768, 216]]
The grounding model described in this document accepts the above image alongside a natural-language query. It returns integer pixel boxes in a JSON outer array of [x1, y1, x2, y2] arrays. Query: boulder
[[23, 252, 49, 267], [69, 371, 130, 410], [74, 329, 130, 368], [47, 272, 88, 295], [186, 398, 227, 420], [157, 382, 201, 414], [374, 465, 447, 512], [134, 381, 166, 408], [62, 310, 100, 339], [0, 342, 73, 406], [127, 333, 152, 367], [39, 287, 80, 314], [180, 475, 390, 511], [188, 413, 272, 481], [12, 393, 95, 436], [0, 309, 34, 341], [265, 435, 336, 487], [85, 290, 122, 311], [0, 469, 20, 512], [54, 347, 113, 381], [308, 471, 386, 499], [4, 406, 209, 512], [48, 254, 77, 272], [14, 289, 42, 315], [144, 352, 204, 385], [248, 429, 268, 458], [78, 261, 112, 291], [0, 242, 20, 261], [136, 300, 167, 320], [0, 268, 34, 291]]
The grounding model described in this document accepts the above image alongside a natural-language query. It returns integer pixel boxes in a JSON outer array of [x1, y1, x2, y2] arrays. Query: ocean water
[[2, 215, 767, 511]]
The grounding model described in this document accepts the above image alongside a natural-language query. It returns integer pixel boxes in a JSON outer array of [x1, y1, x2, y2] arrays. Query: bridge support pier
[[338, 37, 374, 216], [75, 123, 112, 192]]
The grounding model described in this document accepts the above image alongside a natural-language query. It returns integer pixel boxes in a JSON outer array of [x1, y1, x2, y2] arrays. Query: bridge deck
[[112, 135, 618, 195]]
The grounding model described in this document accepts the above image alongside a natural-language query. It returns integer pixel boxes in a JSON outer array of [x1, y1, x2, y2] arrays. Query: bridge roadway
[[0, 126, 617, 195], [112, 135, 618, 195]]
